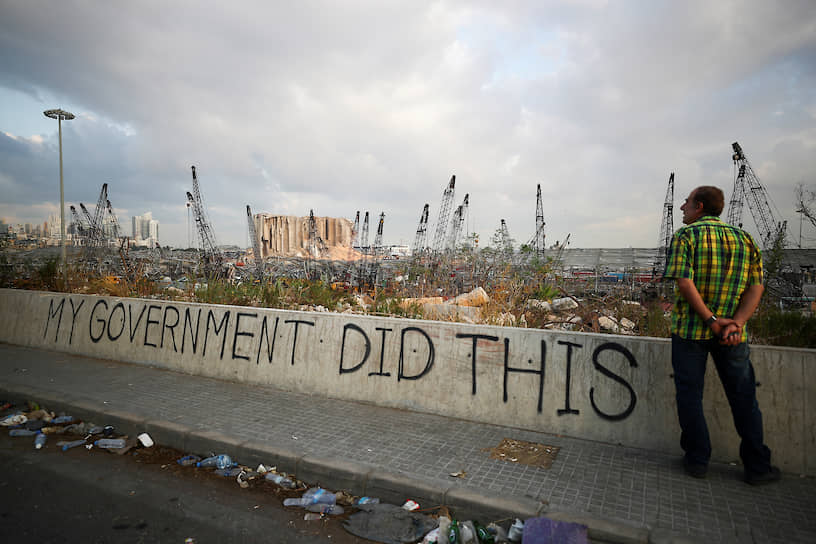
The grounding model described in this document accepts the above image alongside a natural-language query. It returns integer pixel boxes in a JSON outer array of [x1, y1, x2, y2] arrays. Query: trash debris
[[522, 517, 588, 544], [214, 467, 244, 477], [26, 409, 53, 421], [34, 432, 47, 450], [304, 513, 323, 521], [265, 472, 296, 489], [60, 439, 88, 451], [283, 487, 337, 507], [102, 425, 116, 437], [421, 527, 439, 544], [487, 438, 560, 469], [474, 521, 495, 544], [256, 463, 272, 474], [486, 522, 507, 542], [9, 429, 39, 437], [507, 519, 524, 542], [449, 470, 467, 478], [196, 454, 235, 469], [402, 500, 420, 511], [51, 415, 75, 424], [137, 433, 154, 447], [177, 455, 201, 466], [40, 426, 66, 434], [448, 519, 461, 543], [24, 419, 46, 431], [94, 438, 127, 449], [343, 503, 438, 544], [305, 504, 345, 515], [355, 497, 381, 506], [237, 471, 250, 489], [0, 414, 27, 426]]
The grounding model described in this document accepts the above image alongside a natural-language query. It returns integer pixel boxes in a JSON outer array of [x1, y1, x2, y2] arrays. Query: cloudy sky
[[1, 1, 815, 249]]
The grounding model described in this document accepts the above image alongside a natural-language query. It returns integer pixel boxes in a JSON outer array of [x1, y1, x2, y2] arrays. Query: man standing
[[664, 185, 780, 485]]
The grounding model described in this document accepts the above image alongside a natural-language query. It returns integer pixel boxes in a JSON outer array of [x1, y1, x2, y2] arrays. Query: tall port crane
[[69, 205, 88, 245], [727, 142, 787, 250], [412, 204, 430, 256], [351, 211, 361, 248], [534, 184, 545, 257], [654, 173, 675, 277], [186, 166, 224, 279], [246, 205, 264, 280], [431, 175, 456, 253], [360, 212, 370, 254], [447, 194, 469, 251], [499, 219, 513, 256]]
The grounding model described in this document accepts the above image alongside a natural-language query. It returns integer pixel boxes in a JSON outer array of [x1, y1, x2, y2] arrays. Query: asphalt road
[[0, 429, 368, 544]]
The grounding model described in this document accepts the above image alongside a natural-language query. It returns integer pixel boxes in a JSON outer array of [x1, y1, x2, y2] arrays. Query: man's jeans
[[671, 334, 772, 474]]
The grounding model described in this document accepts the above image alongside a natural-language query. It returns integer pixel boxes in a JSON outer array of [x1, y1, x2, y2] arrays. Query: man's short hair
[[694, 186, 725, 216]]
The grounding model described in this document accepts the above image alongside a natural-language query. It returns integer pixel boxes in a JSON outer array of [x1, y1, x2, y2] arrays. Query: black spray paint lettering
[[181, 307, 202, 354], [203, 310, 230, 359], [68, 298, 84, 345], [89, 299, 108, 343], [398, 327, 434, 381], [143, 305, 162, 348], [232, 312, 258, 361], [256, 315, 280, 364], [589, 342, 638, 421], [161, 306, 181, 351], [284, 320, 314, 366], [128, 304, 148, 343], [455, 333, 499, 395], [557, 340, 582, 416], [43, 297, 66, 343], [370, 327, 392, 377], [106, 302, 126, 342], [338, 323, 371, 374], [503, 337, 546, 413]]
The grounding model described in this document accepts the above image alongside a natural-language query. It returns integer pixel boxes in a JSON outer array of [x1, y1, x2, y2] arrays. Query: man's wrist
[[703, 314, 717, 327]]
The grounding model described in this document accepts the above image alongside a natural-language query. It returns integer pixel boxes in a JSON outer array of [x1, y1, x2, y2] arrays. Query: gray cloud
[[0, 0, 814, 248]]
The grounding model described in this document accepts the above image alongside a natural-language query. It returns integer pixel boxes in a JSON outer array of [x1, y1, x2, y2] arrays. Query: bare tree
[[795, 183, 816, 228]]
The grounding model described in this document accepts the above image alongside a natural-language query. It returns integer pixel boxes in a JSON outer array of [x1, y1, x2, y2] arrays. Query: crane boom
[[246, 205, 264, 280], [431, 175, 456, 253], [655, 172, 675, 276], [187, 166, 224, 278], [412, 204, 430, 256]]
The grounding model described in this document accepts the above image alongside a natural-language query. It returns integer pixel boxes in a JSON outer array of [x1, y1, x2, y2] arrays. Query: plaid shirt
[[664, 216, 763, 340]]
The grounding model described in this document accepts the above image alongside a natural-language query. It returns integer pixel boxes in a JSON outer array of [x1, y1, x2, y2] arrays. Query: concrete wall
[[1, 288, 813, 475]]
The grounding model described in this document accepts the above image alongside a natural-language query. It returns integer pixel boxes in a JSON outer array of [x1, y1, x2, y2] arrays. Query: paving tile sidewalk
[[1, 343, 814, 543]]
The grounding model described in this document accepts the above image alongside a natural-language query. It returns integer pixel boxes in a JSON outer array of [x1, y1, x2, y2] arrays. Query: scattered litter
[[60, 439, 87, 451], [94, 438, 127, 449], [0, 414, 27, 426], [449, 470, 467, 478], [265, 472, 296, 489], [137, 433, 154, 447], [51, 415, 75, 424], [355, 497, 380, 506], [177, 455, 201, 466], [343, 503, 437, 544], [214, 467, 244, 477], [507, 519, 524, 542], [305, 504, 345, 515], [304, 513, 323, 521], [284, 487, 337, 507], [256, 464, 272, 474], [487, 438, 560, 469], [9, 429, 38, 437], [34, 432, 47, 450], [196, 454, 235, 469], [237, 471, 250, 489], [523, 517, 588, 543], [402, 500, 420, 511]]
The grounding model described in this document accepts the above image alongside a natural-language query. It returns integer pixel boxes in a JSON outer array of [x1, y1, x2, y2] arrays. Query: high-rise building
[[132, 212, 160, 248]]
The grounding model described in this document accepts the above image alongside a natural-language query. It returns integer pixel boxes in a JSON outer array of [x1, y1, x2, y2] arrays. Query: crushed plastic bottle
[[34, 432, 47, 450], [214, 467, 244, 477], [196, 454, 235, 469], [9, 429, 39, 437], [177, 455, 201, 466], [507, 519, 524, 542], [265, 472, 296, 489], [94, 438, 127, 449], [0, 413, 27, 426], [354, 496, 380, 505], [61, 439, 87, 451], [283, 487, 337, 507], [51, 415, 75, 424], [305, 503, 344, 515], [303, 513, 323, 521]]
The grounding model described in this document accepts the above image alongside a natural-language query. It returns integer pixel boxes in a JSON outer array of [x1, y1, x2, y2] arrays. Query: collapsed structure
[[254, 214, 354, 258]]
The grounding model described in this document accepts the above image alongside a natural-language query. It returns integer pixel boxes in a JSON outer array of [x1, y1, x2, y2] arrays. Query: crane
[[69, 205, 88, 246], [447, 194, 469, 251], [534, 184, 545, 257], [246, 205, 264, 280], [412, 204, 430, 257], [499, 219, 513, 257], [186, 166, 224, 279], [351, 211, 360, 248], [360, 212, 370, 254], [431, 175, 456, 253], [727, 142, 787, 250], [655, 172, 675, 277]]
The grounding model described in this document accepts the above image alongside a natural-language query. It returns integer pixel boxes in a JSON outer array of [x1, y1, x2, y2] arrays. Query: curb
[[1, 384, 665, 543]]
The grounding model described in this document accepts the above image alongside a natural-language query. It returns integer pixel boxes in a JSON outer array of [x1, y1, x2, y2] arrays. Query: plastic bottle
[[448, 519, 461, 544], [459, 521, 476, 544], [34, 432, 47, 449], [177, 455, 201, 466], [61, 439, 87, 451], [354, 496, 380, 505], [51, 415, 75, 424], [507, 519, 524, 542], [305, 503, 345, 515], [265, 473, 296, 489], [196, 454, 235, 469], [94, 438, 127, 449], [214, 467, 244, 477], [473, 522, 495, 544], [283, 487, 336, 507], [437, 516, 451, 544], [9, 429, 39, 437]]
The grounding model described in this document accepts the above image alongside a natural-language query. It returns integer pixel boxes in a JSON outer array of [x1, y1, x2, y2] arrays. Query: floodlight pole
[[44, 109, 75, 285]]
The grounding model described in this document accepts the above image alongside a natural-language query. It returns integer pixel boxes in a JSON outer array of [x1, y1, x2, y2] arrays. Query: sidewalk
[[1, 342, 813, 543]]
